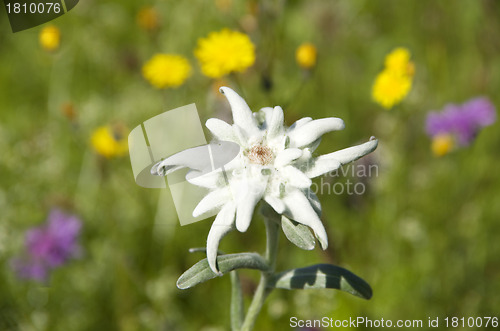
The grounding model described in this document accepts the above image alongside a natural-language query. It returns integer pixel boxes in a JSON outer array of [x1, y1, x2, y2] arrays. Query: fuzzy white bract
[[152, 87, 378, 274]]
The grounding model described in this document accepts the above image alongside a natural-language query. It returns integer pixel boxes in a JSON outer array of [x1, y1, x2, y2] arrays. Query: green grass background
[[1, 0, 499, 330]]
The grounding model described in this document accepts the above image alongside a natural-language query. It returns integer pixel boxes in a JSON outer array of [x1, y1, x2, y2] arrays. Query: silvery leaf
[[177, 253, 269, 289], [281, 216, 316, 250], [268, 264, 372, 299]]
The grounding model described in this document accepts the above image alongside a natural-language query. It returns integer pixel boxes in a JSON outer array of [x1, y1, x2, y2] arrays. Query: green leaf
[[281, 216, 316, 250], [177, 253, 269, 289], [268, 264, 372, 299]]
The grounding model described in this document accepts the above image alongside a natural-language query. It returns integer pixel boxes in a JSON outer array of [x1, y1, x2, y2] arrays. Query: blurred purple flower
[[11, 209, 82, 281], [426, 97, 496, 145]]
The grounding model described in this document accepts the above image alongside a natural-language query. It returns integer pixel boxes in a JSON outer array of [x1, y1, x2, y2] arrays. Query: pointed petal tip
[[208, 259, 223, 275], [192, 198, 209, 217], [367, 136, 379, 150], [205, 118, 215, 128], [236, 219, 251, 232], [206, 203, 236, 274], [264, 196, 286, 214], [218, 86, 259, 137], [235, 200, 256, 232], [337, 118, 346, 130], [289, 117, 345, 148], [150, 160, 166, 176], [313, 222, 328, 250], [192, 208, 202, 218], [150, 163, 160, 176], [318, 236, 328, 250], [150, 161, 177, 177]]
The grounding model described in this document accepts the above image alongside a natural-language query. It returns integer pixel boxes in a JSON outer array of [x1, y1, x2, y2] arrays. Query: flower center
[[247, 144, 274, 165]]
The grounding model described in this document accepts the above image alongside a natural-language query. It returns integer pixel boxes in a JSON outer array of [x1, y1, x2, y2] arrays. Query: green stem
[[230, 271, 244, 331], [240, 216, 280, 331]]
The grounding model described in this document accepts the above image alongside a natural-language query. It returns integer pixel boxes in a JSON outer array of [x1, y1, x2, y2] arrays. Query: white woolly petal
[[260, 107, 274, 126], [219, 87, 260, 137], [222, 155, 244, 173], [282, 189, 328, 250], [282, 166, 312, 189], [151, 145, 209, 176], [193, 189, 231, 217], [274, 148, 302, 167], [234, 179, 267, 232], [235, 193, 263, 232], [321, 138, 378, 165], [307, 138, 322, 153], [232, 125, 249, 148], [267, 106, 285, 140], [293, 148, 312, 166], [187, 170, 226, 189], [206, 118, 239, 144], [207, 202, 236, 274], [185, 169, 205, 181], [305, 189, 322, 216], [151, 163, 184, 176], [264, 195, 285, 214], [303, 159, 342, 179], [287, 117, 312, 133], [288, 118, 345, 148]]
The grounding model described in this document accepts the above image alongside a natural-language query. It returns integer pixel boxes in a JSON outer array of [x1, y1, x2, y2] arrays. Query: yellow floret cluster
[[39, 25, 61, 52], [372, 47, 415, 109], [431, 134, 454, 157], [194, 29, 256, 78], [90, 125, 129, 159], [142, 54, 192, 89], [295, 42, 317, 69]]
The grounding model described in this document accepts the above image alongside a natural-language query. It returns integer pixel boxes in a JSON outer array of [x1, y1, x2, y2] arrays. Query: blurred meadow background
[[1, 0, 500, 330]]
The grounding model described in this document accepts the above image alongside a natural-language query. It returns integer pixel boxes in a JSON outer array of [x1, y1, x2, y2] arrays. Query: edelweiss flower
[[152, 87, 378, 274]]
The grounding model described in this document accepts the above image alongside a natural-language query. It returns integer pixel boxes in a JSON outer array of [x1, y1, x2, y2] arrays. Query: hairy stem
[[230, 271, 244, 331], [240, 216, 279, 331]]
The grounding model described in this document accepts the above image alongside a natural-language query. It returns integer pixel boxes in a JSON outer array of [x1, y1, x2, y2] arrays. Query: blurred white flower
[[152, 87, 378, 274]]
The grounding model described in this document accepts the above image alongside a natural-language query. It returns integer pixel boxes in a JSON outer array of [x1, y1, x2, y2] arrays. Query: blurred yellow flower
[[372, 70, 412, 109], [142, 54, 191, 89], [39, 25, 60, 52], [194, 29, 255, 78], [372, 47, 415, 109], [384, 47, 415, 77], [137, 6, 160, 31], [91, 125, 129, 158], [296, 43, 317, 69], [431, 134, 453, 157]]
